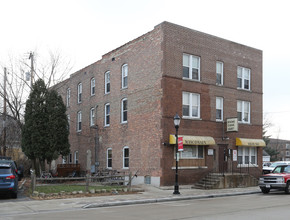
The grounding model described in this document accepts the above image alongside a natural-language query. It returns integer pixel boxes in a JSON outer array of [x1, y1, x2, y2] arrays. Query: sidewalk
[[0, 185, 261, 216], [83, 185, 261, 208]]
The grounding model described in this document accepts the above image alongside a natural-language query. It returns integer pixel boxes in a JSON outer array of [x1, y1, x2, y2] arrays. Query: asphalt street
[[2, 192, 290, 220]]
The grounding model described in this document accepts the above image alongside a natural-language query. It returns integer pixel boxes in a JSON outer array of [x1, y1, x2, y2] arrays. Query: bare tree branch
[[0, 50, 73, 125]]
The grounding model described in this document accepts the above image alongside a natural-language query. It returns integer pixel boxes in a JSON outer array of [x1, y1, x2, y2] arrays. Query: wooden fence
[[57, 164, 81, 177], [30, 170, 134, 193]]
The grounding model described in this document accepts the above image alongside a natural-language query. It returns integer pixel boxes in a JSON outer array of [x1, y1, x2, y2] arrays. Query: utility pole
[[2, 67, 7, 156], [29, 52, 34, 88]]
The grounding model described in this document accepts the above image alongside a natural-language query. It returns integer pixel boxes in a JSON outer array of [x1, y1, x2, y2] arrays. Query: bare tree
[[263, 113, 273, 146], [29, 50, 73, 88], [0, 50, 73, 156]]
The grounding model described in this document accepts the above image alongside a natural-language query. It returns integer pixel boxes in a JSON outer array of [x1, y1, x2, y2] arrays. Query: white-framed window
[[107, 148, 112, 169], [91, 78, 95, 96], [67, 114, 70, 130], [69, 153, 73, 164], [105, 71, 110, 94], [123, 146, 129, 168], [238, 147, 257, 165], [90, 107, 95, 126], [105, 103, 110, 126], [286, 144, 290, 149], [66, 88, 71, 107], [216, 61, 223, 85], [237, 100, 250, 123], [237, 66, 250, 90], [121, 98, 128, 123], [216, 97, 223, 121], [77, 83, 82, 103], [62, 156, 67, 164], [179, 146, 204, 159], [77, 111, 82, 131], [182, 92, 200, 119], [122, 64, 128, 89], [74, 151, 79, 164], [286, 151, 290, 156], [183, 53, 200, 81]]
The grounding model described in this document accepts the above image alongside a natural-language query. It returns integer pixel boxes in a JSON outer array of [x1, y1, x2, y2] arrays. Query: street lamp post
[[173, 113, 181, 195]]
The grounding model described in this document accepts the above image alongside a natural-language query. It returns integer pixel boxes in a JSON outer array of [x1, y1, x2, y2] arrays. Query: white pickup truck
[[262, 161, 290, 174]]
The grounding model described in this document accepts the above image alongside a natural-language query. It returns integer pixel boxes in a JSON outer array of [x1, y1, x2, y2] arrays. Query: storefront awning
[[236, 138, 266, 147], [169, 135, 216, 145]]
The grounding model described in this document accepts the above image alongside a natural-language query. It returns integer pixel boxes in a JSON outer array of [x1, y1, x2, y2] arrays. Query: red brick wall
[[55, 21, 263, 186], [159, 22, 263, 185], [56, 26, 165, 179]]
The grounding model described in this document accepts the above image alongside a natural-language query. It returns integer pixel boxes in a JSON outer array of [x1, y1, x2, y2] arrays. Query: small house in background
[[0, 115, 24, 160]]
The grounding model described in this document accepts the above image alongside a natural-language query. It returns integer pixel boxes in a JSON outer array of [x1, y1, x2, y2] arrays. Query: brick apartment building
[[54, 21, 265, 186], [267, 138, 290, 161]]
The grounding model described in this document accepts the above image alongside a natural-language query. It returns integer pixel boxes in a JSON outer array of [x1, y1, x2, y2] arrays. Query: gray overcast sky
[[1, 0, 290, 139]]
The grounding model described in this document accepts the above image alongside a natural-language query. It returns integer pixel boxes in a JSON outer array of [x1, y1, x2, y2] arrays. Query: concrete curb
[[82, 190, 261, 209]]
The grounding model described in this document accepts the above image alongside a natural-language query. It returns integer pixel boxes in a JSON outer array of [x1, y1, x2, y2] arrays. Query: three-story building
[[55, 21, 265, 186]]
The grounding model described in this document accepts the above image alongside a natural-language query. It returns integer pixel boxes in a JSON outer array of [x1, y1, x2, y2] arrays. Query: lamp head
[[173, 113, 181, 128]]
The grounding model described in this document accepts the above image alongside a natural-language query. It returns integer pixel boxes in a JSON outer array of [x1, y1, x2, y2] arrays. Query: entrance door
[[218, 144, 228, 173]]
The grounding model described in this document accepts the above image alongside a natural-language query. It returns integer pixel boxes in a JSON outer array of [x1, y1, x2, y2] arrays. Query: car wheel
[[285, 182, 290, 194], [11, 192, 17, 199], [261, 188, 270, 194]]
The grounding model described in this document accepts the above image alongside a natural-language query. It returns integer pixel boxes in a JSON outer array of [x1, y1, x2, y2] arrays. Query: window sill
[[237, 164, 258, 168], [121, 121, 128, 125], [174, 157, 205, 160], [238, 122, 251, 125], [182, 116, 202, 121], [216, 119, 224, 122], [216, 83, 223, 86], [171, 166, 208, 169], [182, 77, 201, 83], [104, 125, 110, 128], [237, 88, 252, 92]]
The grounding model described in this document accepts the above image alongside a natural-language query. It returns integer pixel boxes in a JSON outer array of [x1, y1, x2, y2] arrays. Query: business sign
[[178, 137, 183, 151], [208, 149, 214, 156], [227, 118, 238, 132], [184, 140, 207, 145], [233, 150, 237, 161]]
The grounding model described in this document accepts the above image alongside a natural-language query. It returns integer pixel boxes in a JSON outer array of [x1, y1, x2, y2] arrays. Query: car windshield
[[272, 166, 290, 173], [0, 167, 11, 174], [270, 162, 286, 168]]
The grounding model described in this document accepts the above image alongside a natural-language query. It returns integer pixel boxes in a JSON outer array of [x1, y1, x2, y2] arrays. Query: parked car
[[0, 156, 23, 181], [263, 162, 272, 167], [262, 161, 290, 174], [0, 163, 18, 198]]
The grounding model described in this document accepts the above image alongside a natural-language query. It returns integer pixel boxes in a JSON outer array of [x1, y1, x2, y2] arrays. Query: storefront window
[[180, 146, 204, 159], [238, 146, 257, 165], [245, 147, 249, 164]]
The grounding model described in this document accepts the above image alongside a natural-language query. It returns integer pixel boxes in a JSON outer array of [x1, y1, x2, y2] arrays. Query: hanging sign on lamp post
[[178, 137, 183, 151]]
